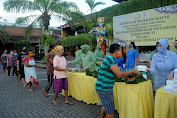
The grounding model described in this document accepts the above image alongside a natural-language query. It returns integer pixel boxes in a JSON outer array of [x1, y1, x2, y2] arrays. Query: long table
[[64, 72, 154, 118], [155, 87, 177, 118]]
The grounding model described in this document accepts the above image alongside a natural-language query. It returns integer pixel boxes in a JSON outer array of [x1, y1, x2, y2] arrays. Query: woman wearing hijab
[[75, 45, 83, 68], [146, 38, 177, 91], [126, 42, 138, 70]]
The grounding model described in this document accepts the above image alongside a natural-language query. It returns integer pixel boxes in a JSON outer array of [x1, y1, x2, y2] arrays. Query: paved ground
[[0, 62, 119, 118]]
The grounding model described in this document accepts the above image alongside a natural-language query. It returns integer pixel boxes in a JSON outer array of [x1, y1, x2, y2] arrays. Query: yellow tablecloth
[[64, 72, 154, 118], [155, 87, 177, 118]]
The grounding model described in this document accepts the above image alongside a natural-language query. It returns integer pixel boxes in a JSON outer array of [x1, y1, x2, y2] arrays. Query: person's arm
[[24, 60, 36, 67], [149, 60, 152, 68], [146, 55, 156, 74], [69, 55, 82, 64], [49, 58, 53, 64], [24, 57, 36, 67], [54, 67, 69, 71], [134, 50, 138, 68], [110, 64, 140, 78], [7, 58, 8, 67]]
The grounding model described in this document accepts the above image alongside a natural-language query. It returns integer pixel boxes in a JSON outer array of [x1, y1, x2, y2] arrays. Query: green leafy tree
[[0, 25, 10, 45], [14, 40, 31, 51], [41, 34, 55, 47], [85, 0, 105, 18], [3, 0, 78, 33]]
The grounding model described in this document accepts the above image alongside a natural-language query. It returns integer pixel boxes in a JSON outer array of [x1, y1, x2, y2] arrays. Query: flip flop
[[65, 102, 73, 105], [29, 89, 33, 92], [57, 95, 62, 98], [52, 102, 59, 106]]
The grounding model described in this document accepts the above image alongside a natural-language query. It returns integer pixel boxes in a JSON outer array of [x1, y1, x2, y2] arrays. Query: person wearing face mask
[[95, 44, 140, 118], [12, 50, 19, 82], [17, 47, 28, 87], [172, 40, 177, 54], [24, 50, 37, 92], [7, 50, 14, 78], [52, 46, 73, 105], [43, 45, 62, 97], [1, 50, 7, 76], [67, 44, 97, 75], [94, 44, 105, 64], [75, 45, 83, 68], [146, 38, 177, 91], [116, 47, 125, 71], [126, 42, 138, 70]]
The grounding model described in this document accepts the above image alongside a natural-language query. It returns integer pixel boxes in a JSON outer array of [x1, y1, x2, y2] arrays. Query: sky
[[0, 0, 117, 27]]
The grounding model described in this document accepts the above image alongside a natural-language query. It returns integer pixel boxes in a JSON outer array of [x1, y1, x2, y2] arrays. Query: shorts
[[96, 90, 115, 114], [54, 76, 68, 93], [20, 66, 25, 78], [2, 63, 6, 70]]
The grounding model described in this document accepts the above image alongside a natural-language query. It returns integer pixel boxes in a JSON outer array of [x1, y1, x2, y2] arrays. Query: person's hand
[[101, 58, 104, 60], [131, 69, 141, 76], [84, 66, 88, 70], [66, 68, 71, 72], [97, 61, 102, 66], [146, 68, 151, 72], [167, 72, 174, 80], [67, 61, 70, 65], [35, 65, 38, 69]]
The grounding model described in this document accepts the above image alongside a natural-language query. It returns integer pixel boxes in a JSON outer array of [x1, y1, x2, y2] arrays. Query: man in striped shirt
[[95, 44, 140, 118]]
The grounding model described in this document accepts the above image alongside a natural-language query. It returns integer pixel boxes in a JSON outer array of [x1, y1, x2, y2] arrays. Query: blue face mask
[[157, 47, 165, 53], [129, 45, 131, 48], [14, 53, 17, 56]]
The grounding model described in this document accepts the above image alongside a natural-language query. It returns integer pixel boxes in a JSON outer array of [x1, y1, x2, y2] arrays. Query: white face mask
[[10, 52, 13, 54]]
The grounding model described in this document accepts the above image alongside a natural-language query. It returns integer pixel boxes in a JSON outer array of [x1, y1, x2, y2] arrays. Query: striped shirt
[[95, 55, 117, 91]]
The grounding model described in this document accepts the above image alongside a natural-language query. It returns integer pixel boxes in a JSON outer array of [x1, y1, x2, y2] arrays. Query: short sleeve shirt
[[17, 53, 28, 67], [12, 55, 18, 67], [46, 53, 55, 75], [7, 55, 13, 67], [53, 55, 67, 79], [95, 55, 117, 91]]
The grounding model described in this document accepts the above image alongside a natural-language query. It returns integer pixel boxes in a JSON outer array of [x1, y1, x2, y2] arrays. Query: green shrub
[[41, 56, 47, 62]]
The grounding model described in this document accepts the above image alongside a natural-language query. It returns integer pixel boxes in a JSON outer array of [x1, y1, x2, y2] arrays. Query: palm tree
[[85, 0, 105, 17], [3, 0, 78, 33]]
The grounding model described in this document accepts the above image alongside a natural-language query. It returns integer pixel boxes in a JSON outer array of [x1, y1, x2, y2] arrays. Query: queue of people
[[1, 38, 177, 118]]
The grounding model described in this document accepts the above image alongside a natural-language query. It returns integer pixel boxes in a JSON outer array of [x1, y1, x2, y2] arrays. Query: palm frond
[[15, 15, 39, 25], [3, 0, 36, 13], [93, 2, 106, 8]]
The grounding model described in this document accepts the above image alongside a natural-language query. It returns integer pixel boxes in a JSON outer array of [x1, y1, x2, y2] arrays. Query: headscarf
[[54, 45, 63, 53], [156, 38, 168, 55], [81, 45, 90, 53]]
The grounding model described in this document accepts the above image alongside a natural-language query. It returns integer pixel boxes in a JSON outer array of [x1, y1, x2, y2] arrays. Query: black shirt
[[17, 53, 28, 67]]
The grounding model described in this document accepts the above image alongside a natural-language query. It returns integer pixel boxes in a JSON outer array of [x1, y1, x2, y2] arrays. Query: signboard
[[113, 4, 177, 46]]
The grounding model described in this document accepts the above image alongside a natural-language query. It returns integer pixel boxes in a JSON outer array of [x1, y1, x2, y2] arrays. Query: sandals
[[57, 95, 62, 98], [52, 101, 59, 106], [65, 102, 73, 105], [43, 90, 49, 97], [29, 89, 33, 92]]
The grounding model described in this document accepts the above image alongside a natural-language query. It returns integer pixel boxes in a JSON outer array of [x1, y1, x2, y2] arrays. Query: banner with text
[[113, 4, 177, 46]]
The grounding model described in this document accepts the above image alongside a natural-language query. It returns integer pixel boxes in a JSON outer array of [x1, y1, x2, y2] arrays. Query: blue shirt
[[95, 55, 117, 91], [116, 56, 125, 71], [126, 48, 138, 69]]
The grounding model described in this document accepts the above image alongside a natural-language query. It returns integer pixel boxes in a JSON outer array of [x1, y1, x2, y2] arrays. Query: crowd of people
[[1, 38, 177, 118]]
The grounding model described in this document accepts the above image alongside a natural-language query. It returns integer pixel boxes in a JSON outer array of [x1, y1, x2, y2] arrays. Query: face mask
[[23, 50, 26, 52], [51, 49, 55, 53], [10, 52, 13, 55], [4, 51, 7, 54], [117, 52, 122, 59], [174, 44, 177, 49], [14, 53, 17, 56], [157, 47, 165, 53], [129, 45, 131, 48], [61, 51, 64, 56], [29, 53, 33, 57]]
